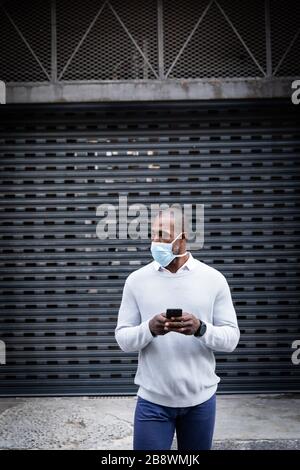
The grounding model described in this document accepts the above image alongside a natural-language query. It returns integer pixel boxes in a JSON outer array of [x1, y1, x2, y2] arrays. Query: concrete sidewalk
[[0, 394, 299, 450]]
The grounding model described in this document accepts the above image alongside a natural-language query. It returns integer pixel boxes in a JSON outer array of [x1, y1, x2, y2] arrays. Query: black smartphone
[[166, 308, 182, 319]]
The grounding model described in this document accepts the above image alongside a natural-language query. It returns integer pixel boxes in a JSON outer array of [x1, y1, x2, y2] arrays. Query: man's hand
[[164, 313, 200, 335], [149, 313, 169, 336]]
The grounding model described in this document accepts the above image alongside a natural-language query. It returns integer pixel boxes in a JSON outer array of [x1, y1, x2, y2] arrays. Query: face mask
[[151, 232, 187, 267]]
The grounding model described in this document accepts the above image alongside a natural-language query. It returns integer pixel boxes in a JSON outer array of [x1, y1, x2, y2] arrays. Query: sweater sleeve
[[115, 278, 154, 353], [198, 274, 240, 353]]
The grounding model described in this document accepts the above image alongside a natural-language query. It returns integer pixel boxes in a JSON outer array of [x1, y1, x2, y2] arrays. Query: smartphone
[[166, 308, 182, 319]]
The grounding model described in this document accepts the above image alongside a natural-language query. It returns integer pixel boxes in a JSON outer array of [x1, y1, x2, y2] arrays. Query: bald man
[[115, 208, 240, 450]]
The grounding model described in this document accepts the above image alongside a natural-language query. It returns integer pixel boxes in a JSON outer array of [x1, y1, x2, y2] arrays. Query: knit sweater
[[115, 254, 240, 407]]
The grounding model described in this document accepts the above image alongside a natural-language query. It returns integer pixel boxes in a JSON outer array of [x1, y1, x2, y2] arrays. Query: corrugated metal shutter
[[0, 99, 299, 396]]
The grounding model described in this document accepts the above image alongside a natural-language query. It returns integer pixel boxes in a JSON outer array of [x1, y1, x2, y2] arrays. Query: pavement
[[0, 394, 299, 450]]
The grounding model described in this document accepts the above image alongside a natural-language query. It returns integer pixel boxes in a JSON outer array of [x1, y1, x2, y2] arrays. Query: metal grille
[[0, 0, 299, 84], [270, 0, 300, 76], [164, 0, 266, 78], [0, 0, 52, 82], [57, 0, 158, 80], [0, 99, 300, 396]]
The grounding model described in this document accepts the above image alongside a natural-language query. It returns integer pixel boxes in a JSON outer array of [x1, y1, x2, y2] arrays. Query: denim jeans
[[133, 393, 216, 450]]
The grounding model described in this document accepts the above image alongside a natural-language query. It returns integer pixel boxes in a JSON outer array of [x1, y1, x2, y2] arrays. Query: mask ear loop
[[172, 232, 188, 258], [172, 232, 183, 243]]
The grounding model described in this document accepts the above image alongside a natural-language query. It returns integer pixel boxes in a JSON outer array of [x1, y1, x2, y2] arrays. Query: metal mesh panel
[[0, 0, 52, 82], [0, 99, 300, 396], [0, 0, 299, 84], [218, 0, 267, 74], [270, 0, 300, 76], [56, 0, 104, 81], [164, 0, 264, 78], [57, 0, 158, 80], [163, 0, 209, 78]]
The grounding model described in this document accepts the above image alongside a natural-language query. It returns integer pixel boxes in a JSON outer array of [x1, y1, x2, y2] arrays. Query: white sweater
[[115, 253, 240, 407]]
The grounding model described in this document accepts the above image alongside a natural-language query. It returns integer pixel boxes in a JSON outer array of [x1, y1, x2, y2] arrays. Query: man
[[115, 208, 240, 450]]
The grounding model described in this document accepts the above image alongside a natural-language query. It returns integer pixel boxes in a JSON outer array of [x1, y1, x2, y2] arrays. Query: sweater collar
[[153, 252, 196, 273]]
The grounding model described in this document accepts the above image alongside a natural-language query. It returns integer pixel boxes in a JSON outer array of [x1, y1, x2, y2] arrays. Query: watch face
[[199, 322, 207, 336]]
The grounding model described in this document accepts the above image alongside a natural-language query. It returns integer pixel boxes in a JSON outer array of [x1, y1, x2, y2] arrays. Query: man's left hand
[[164, 313, 200, 335]]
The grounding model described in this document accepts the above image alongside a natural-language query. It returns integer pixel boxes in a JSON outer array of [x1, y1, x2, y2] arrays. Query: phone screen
[[166, 308, 182, 319]]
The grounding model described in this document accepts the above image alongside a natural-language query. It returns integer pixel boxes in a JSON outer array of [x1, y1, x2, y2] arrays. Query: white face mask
[[150, 232, 187, 267]]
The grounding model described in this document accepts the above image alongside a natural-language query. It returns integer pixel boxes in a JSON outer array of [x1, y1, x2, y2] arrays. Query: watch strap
[[194, 320, 206, 337]]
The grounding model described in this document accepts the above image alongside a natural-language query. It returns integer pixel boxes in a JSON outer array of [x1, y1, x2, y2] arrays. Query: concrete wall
[[6, 78, 295, 103]]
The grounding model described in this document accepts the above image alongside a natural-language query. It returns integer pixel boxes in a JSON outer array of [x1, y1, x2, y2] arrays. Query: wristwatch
[[194, 320, 207, 337]]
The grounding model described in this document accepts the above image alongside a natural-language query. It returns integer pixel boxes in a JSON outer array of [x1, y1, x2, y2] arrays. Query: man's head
[[151, 207, 189, 257]]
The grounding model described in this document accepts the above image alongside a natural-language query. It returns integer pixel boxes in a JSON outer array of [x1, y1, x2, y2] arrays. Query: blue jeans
[[133, 393, 216, 450]]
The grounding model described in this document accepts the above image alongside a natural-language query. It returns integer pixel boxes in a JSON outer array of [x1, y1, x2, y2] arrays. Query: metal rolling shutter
[[0, 99, 299, 396]]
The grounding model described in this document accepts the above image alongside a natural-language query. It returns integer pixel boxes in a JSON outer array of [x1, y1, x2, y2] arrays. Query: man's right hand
[[149, 313, 168, 336]]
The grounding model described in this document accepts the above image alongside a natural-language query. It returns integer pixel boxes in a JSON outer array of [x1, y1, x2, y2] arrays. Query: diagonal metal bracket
[[1, 4, 51, 81], [215, 0, 266, 77], [107, 1, 159, 79], [166, 0, 213, 79], [58, 0, 108, 80], [273, 27, 300, 76]]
